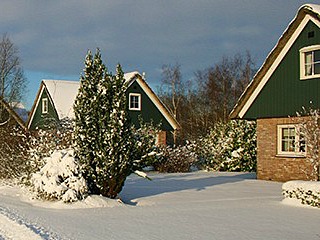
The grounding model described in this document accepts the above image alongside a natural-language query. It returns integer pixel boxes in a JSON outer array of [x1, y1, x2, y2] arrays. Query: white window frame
[[129, 93, 141, 111], [42, 98, 48, 114], [277, 124, 306, 157], [300, 45, 320, 80]]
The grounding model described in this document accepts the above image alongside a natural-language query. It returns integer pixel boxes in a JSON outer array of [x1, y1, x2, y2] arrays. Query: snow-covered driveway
[[0, 209, 42, 240], [0, 172, 319, 240]]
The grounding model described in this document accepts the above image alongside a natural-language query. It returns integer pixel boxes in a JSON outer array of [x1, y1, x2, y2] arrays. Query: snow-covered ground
[[0, 171, 319, 240]]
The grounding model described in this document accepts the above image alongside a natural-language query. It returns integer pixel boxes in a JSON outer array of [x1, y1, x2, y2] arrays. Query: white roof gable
[[43, 80, 79, 119], [43, 72, 140, 120]]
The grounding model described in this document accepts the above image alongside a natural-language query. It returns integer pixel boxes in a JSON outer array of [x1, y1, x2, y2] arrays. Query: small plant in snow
[[282, 181, 320, 208], [154, 145, 197, 173], [31, 149, 88, 203]]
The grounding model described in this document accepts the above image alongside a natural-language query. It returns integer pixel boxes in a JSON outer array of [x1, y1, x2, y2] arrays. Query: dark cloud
[[0, 0, 316, 107]]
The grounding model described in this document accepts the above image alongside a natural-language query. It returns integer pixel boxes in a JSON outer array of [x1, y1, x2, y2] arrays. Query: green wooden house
[[27, 72, 179, 145], [230, 4, 320, 181]]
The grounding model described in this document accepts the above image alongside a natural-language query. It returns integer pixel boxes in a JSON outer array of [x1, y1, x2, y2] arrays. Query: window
[[129, 93, 141, 111], [300, 45, 320, 79], [277, 125, 306, 156], [42, 98, 48, 114]]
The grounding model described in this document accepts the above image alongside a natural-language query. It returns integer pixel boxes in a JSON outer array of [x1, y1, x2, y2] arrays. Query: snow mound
[[31, 149, 88, 203], [282, 180, 320, 208]]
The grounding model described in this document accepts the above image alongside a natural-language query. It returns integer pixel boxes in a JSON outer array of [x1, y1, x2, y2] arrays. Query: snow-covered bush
[[194, 120, 256, 172], [131, 120, 160, 170], [154, 145, 197, 173], [26, 118, 73, 176], [31, 149, 88, 203], [282, 181, 320, 208]]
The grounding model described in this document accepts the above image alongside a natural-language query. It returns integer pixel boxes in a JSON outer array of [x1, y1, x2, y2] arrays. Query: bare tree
[[203, 52, 255, 123], [297, 107, 320, 180], [159, 64, 184, 144], [0, 33, 27, 123], [158, 52, 255, 142]]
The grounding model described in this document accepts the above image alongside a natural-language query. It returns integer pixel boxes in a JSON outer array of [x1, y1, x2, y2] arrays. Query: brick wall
[[156, 131, 167, 146], [257, 117, 314, 182]]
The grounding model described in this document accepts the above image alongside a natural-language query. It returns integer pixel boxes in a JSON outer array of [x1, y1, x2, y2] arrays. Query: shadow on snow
[[120, 172, 256, 205]]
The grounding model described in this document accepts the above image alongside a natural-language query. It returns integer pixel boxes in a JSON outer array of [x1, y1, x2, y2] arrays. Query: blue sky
[[0, 0, 317, 110]]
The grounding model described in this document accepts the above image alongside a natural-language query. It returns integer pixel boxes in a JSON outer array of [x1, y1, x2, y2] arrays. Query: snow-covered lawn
[[0, 171, 320, 240]]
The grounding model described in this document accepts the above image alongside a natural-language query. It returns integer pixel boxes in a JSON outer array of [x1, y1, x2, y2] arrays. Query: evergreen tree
[[73, 49, 107, 194], [74, 49, 135, 198]]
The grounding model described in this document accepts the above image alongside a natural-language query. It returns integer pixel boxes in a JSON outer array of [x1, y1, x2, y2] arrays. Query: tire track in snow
[[0, 212, 42, 240], [0, 205, 64, 239]]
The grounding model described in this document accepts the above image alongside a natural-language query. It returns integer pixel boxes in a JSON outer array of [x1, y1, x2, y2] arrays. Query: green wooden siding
[[244, 21, 320, 119], [126, 81, 173, 131], [29, 88, 59, 129]]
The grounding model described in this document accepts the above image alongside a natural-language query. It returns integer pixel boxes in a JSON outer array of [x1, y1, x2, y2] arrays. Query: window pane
[[281, 127, 296, 152], [289, 128, 295, 136], [305, 52, 312, 64], [288, 139, 295, 151], [282, 141, 288, 152], [305, 63, 312, 76], [314, 63, 320, 74], [282, 128, 289, 137], [314, 50, 320, 62]]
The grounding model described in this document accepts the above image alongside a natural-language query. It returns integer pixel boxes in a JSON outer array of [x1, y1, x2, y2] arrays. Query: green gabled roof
[[230, 4, 320, 119]]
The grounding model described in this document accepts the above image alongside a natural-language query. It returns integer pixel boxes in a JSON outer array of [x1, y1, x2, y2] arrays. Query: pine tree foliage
[[74, 50, 136, 198], [193, 120, 256, 172]]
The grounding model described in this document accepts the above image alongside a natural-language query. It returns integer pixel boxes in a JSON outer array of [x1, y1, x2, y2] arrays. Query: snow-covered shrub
[[194, 120, 256, 172], [282, 181, 320, 208], [154, 145, 197, 173], [26, 118, 73, 176], [31, 149, 88, 203], [131, 120, 160, 170]]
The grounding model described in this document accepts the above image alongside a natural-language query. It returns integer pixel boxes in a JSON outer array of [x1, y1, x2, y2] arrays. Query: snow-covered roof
[[42, 72, 140, 120], [42, 80, 79, 119], [302, 4, 320, 15]]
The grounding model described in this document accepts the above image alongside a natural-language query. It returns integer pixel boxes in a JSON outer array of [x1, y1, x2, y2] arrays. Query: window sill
[[300, 75, 320, 80], [276, 154, 306, 158]]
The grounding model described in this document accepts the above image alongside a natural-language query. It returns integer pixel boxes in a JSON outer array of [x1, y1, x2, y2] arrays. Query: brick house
[[230, 4, 320, 181]]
